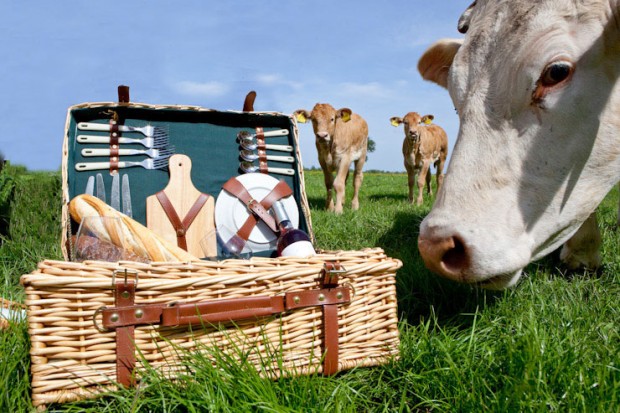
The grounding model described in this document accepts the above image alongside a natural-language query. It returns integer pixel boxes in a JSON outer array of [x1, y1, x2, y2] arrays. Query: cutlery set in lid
[[72, 113, 301, 260]]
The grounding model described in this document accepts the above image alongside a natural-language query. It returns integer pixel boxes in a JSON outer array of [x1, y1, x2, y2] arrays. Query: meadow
[[0, 164, 618, 412]]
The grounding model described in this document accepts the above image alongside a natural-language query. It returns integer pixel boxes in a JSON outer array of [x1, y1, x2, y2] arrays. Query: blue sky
[[0, 1, 470, 172]]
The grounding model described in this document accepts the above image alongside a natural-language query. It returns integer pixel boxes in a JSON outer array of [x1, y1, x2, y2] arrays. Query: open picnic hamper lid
[[60, 89, 313, 261]]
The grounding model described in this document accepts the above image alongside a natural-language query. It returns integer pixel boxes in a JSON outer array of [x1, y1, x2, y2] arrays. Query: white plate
[[215, 174, 299, 254]]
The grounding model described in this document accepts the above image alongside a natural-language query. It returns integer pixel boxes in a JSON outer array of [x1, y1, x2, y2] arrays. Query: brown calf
[[294, 103, 368, 214], [390, 113, 448, 205]]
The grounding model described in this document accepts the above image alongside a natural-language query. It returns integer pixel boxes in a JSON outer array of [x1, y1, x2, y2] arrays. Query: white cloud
[[174, 81, 229, 98], [255, 73, 303, 90]]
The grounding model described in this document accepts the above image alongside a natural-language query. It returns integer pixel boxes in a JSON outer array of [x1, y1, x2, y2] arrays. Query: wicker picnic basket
[[21, 248, 401, 407], [20, 90, 402, 408]]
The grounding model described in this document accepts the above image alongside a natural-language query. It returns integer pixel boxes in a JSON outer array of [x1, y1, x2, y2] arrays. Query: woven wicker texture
[[21, 248, 401, 407]]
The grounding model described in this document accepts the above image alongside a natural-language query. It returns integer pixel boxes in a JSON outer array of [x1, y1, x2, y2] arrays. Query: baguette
[[69, 194, 200, 262]]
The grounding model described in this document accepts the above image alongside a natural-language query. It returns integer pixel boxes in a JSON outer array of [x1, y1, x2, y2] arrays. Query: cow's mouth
[[475, 270, 523, 290]]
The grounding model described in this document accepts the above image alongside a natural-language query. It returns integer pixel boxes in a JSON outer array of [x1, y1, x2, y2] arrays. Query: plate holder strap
[[155, 191, 210, 251], [221, 177, 293, 241], [115, 279, 136, 387]]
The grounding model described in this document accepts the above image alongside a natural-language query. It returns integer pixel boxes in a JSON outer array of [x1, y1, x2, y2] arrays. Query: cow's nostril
[[418, 234, 470, 281], [441, 236, 468, 274]]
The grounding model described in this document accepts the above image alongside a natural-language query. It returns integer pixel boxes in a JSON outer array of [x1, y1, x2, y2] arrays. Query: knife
[[111, 174, 120, 211], [122, 174, 132, 218], [84, 176, 94, 196], [95, 173, 106, 203]]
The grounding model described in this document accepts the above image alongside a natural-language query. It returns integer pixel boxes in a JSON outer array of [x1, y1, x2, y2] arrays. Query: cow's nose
[[418, 232, 470, 281], [316, 132, 328, 139]]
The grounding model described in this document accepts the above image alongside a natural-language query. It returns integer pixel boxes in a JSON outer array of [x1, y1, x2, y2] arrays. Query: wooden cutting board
[[146, 154, 216, 258]]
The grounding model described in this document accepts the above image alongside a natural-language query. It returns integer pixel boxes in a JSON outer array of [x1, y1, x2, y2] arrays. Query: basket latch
[[321, 261, 346, 288]]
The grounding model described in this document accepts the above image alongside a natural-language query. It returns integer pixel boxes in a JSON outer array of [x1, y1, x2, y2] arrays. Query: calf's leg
[[435, 156, 446, 194], [333, 159, 351, 214], [405, 163, 415, 204], [321, 167, 334, 212], [425, 166, 433, 197], [416, 160, 431, 205], [351, 157, 365, 211]]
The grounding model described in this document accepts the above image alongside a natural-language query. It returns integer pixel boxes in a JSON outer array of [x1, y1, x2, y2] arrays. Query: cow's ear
[[293, 110, 311, 123], [421, 115, 434, 125], [458, 1, 477, 34], [338, 108, 352, 122], [390, 117, 403, 127], [418, 39, 463, 89]]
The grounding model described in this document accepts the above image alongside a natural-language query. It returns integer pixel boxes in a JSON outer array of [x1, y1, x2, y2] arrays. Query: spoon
[[240, 139, 293, 153], [239, 161, 295, 176], [237, 129, 289, 143], [239, 149, 295, 164]]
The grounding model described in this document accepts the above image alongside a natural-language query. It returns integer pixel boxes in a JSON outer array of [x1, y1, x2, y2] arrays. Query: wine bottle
[[272, 201, 316, 257]]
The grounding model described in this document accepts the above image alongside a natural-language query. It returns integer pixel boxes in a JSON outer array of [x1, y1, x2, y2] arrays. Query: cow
[[294, 104, 368, 214], [416, 0, 620, 289], [390, 113, 448, 205]]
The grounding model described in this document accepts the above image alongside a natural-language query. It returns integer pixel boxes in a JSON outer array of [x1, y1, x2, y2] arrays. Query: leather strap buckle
[[112, 268, 139, 289]]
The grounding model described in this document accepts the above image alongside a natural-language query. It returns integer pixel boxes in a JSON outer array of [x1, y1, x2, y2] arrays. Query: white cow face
[[417, 0, 620, 289]]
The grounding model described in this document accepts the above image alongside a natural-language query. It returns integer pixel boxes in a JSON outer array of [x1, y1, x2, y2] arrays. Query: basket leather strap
[[114, 280, 136, 388], [109, 119, 120, 175], [255, 127, 269, 174], [155, 191, 210, 251], [321, 262, 344, 375]]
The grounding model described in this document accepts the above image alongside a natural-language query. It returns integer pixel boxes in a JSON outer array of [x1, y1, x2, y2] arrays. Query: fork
[[77, 134, 169, 149], [77, 122, 168, 138], [74, 158, 169, 172], [81, 147, 175, 159]]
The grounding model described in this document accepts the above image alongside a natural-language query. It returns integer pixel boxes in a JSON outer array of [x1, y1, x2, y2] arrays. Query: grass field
[[0, 165, 618, 412]]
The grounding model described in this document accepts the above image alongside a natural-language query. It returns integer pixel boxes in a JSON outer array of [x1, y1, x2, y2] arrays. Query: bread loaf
[[69, 194, 200, 262]]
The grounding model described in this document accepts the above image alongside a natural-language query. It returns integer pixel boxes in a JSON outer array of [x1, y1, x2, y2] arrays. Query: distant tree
[[367, 137, 376, 153], [365, 137, 376, 162]]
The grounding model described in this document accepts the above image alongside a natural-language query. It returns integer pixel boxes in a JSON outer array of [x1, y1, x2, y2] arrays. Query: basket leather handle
[[162, 296, 285, 327], [100, 286, 350, 329]]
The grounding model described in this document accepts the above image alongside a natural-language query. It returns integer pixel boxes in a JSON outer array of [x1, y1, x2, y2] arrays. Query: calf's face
[[294, 104, 352, 144], [390, 112, 434, 144], [417, 0, 620, 289]]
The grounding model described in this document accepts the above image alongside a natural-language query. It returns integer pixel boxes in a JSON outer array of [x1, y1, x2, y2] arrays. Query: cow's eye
[[540, 61, 573, 87]]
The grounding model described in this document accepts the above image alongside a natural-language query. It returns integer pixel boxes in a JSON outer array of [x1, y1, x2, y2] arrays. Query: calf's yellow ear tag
[[423, 117, 433, 125], [390, 119, 400, 127], [341, 111, 351, 122], [295, 112, 307, 123]]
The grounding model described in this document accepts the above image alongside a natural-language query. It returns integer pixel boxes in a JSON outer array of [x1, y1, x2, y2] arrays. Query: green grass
[[0, 168, 618, 412]]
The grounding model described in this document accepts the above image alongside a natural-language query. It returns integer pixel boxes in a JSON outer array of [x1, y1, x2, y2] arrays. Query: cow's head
[[294, 103, 352, 144], [390, 113, 434, 144], [417, 0, 620, 289]]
